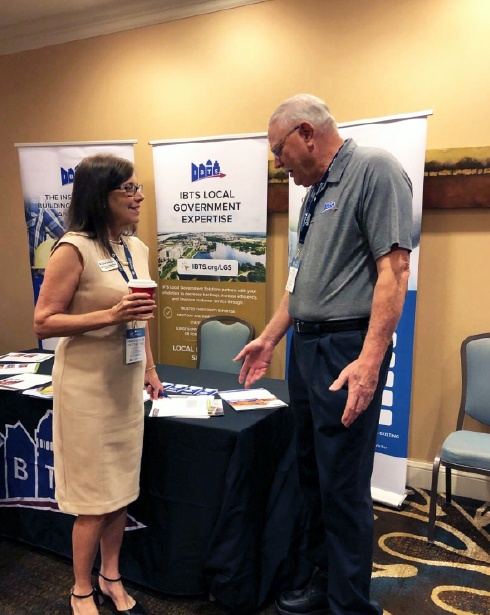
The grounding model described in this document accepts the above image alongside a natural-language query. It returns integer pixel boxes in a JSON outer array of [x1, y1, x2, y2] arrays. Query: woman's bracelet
[[145, 365, 156, 372]]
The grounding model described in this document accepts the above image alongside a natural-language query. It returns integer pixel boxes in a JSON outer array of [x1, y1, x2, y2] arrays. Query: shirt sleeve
[[358, 150, 413, 261]]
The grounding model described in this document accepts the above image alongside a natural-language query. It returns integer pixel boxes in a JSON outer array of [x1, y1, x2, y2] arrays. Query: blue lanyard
[[298, 143, 344, 246], [110, 240, 138, 283]]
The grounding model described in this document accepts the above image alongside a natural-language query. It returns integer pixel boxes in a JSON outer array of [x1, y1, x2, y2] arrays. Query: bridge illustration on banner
[[0, 410, 145, 531]]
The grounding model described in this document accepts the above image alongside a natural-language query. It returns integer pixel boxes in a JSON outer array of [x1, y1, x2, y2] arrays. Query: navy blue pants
[[288, 328, 392, 615]]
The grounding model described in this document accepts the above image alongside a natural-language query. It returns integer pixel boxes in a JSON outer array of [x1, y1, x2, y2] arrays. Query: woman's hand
[[144, 368, 164, 401], [109, 293, 156, 323]]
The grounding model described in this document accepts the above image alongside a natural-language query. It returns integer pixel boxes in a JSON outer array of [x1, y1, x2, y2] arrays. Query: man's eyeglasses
[[270, 125, 300, 160], [115, 183, 143, 196]]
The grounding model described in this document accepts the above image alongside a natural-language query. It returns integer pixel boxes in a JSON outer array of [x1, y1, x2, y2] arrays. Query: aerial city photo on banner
[[152, 136, 268, 366]]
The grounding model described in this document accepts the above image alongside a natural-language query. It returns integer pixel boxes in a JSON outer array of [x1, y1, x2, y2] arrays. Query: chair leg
[[445, 466, 452, 504], [428, 455, 441, 543]]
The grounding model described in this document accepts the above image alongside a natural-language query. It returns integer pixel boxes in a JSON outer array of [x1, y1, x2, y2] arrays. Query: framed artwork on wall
[[424, 146, 490, 208], [267, 160, 288, 213]]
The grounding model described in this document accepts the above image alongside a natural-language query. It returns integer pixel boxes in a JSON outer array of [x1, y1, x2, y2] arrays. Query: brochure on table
[[0, 352, 52, 363], [219, 388, 288, 411], [22, 384, 54, 399], [0, 363, 40, 375], [0, 373, 52, 391], [150, 396, 223, 418]]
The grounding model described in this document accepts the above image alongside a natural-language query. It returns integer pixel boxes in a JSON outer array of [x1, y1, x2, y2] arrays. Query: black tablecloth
[[0, 353, 310, 613]]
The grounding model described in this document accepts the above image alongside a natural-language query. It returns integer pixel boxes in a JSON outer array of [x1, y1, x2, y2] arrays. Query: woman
[[34, 154, 163, 615]]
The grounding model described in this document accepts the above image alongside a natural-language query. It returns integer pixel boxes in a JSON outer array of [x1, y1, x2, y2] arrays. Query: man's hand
[[329, 359, 380, 427], [234, 337, 276, 389], [329, 248, 409, 427]]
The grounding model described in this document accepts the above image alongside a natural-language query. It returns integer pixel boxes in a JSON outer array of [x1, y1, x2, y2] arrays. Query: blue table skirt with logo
[[0, 353, 310, 614]]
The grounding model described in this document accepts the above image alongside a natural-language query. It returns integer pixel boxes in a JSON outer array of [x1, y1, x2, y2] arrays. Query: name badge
[[285, 255, 300, 293], [98, 258, 118, 272], [126, 325, 145, 364]]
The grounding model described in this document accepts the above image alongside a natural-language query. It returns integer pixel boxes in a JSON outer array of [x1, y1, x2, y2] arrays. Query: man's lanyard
[[297, 143, 344, 247], [110, 240, 138, 283]]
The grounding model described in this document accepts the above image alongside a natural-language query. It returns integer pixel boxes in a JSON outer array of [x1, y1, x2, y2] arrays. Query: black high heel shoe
[[69, 586, 99, 614], [95, 572, 146, 614]]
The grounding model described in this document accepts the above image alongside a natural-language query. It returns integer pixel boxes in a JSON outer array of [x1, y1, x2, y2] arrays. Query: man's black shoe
[[275, 570, 330, 615]]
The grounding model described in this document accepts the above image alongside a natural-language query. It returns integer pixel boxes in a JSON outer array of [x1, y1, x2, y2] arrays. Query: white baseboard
[[407, 459, 490, 502]]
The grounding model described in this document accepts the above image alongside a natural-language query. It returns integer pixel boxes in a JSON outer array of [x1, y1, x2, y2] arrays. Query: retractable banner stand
[[289, 111, 432, 507], [151, 134, 268, 367], [16, 141, 136, 350]]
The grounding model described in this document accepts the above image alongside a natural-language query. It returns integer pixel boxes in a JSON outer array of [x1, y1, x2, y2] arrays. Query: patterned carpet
[[371, 487, 490, 615], [0, 488, 489, 615]]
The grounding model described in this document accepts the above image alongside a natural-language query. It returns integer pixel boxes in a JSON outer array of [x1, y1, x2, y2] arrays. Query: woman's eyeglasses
[[114, 184, 143, 196]]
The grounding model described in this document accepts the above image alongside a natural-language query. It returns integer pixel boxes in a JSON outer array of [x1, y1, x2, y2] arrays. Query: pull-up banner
[[151, 134, 268, 367], [289, 111, 431, 508], [16, 141, 136, 350]]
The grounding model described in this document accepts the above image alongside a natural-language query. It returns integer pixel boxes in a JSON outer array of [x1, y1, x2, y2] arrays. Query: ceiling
[[0, 0, 266, 55]]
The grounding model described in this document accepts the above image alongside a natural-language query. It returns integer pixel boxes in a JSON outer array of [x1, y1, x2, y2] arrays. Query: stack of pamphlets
[[181, 385, 205, 395], [219, 388, 288, 411], [144, 382, 217, 397], [0, 363, 40, 375], [22, 384, 54, 399], [150, 396, 223, 419], [0, 374, 52, 391], [161, 383, 188, 393], [0, 351, 53, 392], [0, 352, 52, 363], [196, 388, 218, 396]]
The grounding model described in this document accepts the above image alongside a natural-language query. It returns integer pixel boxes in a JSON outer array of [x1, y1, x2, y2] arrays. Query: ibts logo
[[0, 410, 145, 530], [60, 165, 78, 186], [191, 159, 226, 183]]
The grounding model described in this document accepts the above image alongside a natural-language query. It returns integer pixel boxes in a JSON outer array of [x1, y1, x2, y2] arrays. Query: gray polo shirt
[[288, 138, 413, 322]]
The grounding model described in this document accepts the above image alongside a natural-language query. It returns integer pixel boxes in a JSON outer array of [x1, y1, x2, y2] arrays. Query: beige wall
[[1, 0, 489, 464]]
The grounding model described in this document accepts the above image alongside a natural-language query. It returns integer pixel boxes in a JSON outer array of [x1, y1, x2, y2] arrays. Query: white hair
[[269, 94, 336, 132]]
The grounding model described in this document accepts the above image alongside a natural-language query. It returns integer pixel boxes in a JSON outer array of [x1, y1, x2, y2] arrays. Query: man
[[234, 94, 412, 615]]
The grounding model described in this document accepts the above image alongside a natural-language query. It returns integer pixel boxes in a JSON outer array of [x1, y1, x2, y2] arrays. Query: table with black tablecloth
[[0, 353, 310, 613]]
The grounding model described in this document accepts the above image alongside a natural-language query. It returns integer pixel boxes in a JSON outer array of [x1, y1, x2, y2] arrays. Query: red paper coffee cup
[[128, 279, 157, 301]]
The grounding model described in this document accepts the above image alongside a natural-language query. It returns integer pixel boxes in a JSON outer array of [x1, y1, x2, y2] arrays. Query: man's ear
[[299, 121, 315, 145]]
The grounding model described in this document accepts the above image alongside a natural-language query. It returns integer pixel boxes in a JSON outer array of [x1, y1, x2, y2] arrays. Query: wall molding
[[407, 459, 490, 502], [0, 0, 268, 56]]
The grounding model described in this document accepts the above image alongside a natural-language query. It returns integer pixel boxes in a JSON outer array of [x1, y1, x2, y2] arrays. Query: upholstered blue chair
[[197, 316, 254, 374], [428, 333, 490, 542]]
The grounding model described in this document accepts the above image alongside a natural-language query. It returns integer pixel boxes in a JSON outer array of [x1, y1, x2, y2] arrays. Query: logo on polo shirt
[[322, 201, 337, 212]]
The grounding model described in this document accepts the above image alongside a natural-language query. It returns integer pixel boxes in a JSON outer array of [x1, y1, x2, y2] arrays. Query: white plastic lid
[[128, 279, 157, 288]]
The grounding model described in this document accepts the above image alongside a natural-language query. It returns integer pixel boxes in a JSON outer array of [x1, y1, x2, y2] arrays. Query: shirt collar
[[325, 137, 357, 184]]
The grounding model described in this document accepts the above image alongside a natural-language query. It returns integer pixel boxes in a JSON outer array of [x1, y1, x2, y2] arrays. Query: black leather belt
[[293, 317, 369, 334]]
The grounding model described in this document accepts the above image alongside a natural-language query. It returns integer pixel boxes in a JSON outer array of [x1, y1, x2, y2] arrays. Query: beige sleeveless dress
[[52, 232, 150, 515]]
